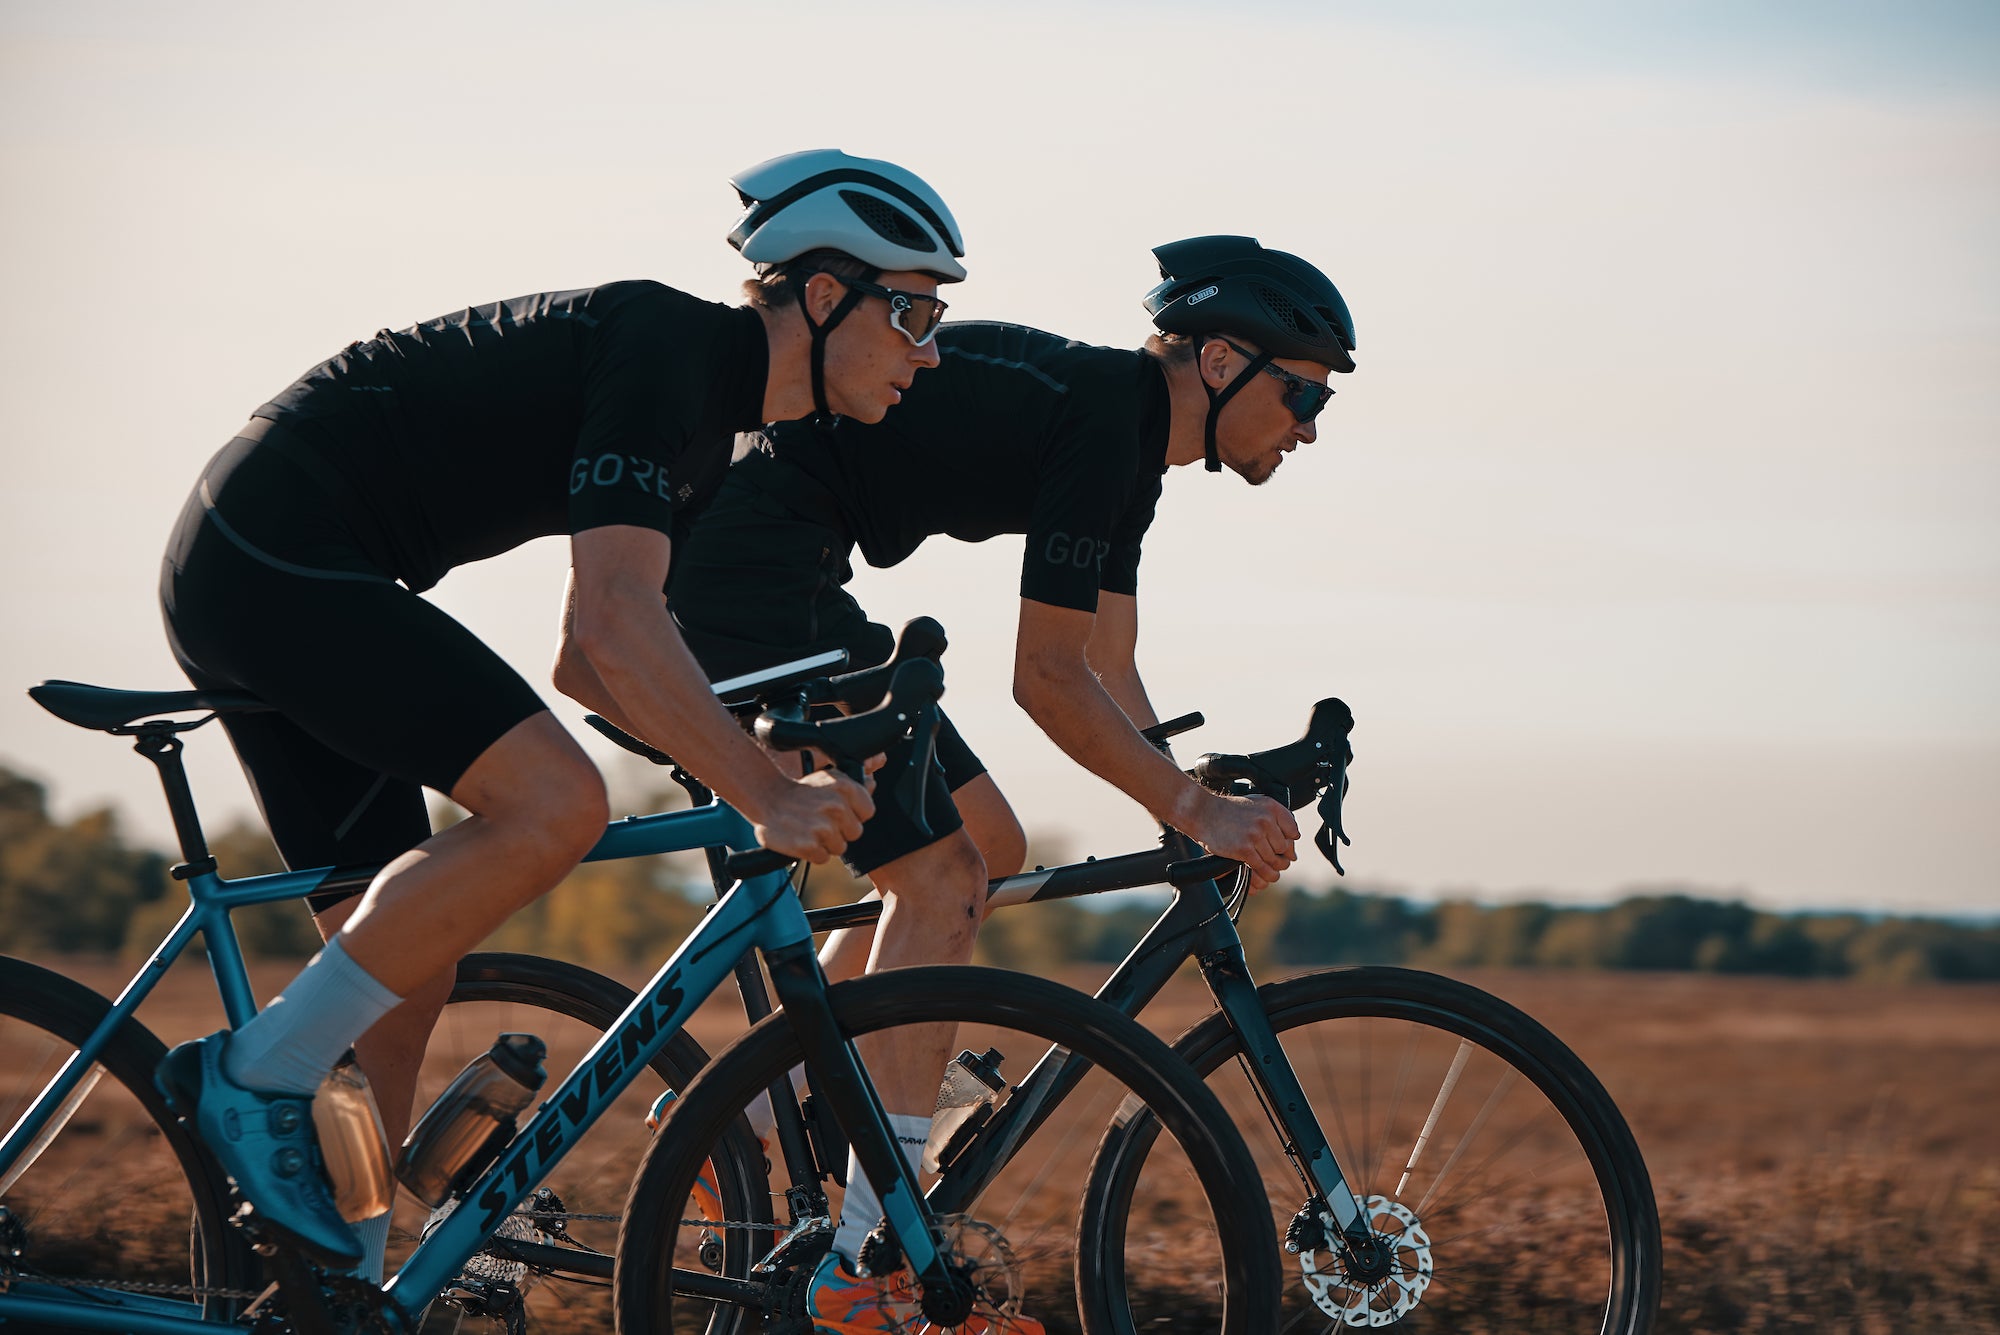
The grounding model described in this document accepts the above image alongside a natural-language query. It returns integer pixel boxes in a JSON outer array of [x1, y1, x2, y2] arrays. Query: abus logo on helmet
[[1186, 284, 1220, 305]]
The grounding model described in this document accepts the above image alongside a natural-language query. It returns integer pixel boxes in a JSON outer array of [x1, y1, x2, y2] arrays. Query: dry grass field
[[5, 957, 1996, 1332]]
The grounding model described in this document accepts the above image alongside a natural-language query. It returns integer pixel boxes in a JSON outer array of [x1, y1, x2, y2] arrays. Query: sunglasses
[[1221, 338, 1336, 421], [838, 275, 949, 347]]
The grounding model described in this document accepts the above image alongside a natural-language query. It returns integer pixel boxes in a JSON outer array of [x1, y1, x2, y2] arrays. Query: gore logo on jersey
[[1043, 532, 1109, 571], [1186, 284, 1220, 306], [570, 452, 675, 502]]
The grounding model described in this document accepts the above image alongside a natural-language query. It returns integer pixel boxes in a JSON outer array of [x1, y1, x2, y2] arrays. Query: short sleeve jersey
[[253, 281, 768, 592], [759, 322, 1171, 612]]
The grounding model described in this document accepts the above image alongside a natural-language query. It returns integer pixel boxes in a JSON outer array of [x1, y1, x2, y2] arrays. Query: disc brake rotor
[[1297, 1194, 1434, 1327]]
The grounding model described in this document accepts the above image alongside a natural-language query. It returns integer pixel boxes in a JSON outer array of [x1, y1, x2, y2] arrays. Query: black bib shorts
[[161, 421, 549, 911]]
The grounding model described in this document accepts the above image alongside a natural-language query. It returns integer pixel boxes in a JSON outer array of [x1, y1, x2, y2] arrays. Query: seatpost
[[131, 726, 215, 877]]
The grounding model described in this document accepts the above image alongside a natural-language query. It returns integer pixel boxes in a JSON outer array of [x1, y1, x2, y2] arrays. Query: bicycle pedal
[[226, 1195, 284, 1256]]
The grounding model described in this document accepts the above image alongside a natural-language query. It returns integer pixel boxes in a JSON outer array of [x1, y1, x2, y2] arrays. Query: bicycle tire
[[1079, 966, 1662, 1333], [614, 965, 1283, 1335], [400, 952, 743, 1334], [0, 953, 259, 1320]]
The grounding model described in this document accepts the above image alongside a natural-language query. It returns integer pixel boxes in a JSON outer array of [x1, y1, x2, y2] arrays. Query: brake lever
[[893, 702, 940, 840], [1314, 744, 1353, 874]]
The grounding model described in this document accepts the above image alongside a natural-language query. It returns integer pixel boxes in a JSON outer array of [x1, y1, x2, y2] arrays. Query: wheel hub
[[1296, 1194, 1434, 1327]]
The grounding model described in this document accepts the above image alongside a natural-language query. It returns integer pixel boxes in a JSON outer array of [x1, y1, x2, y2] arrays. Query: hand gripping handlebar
[[1181, 697, 1356, 874]]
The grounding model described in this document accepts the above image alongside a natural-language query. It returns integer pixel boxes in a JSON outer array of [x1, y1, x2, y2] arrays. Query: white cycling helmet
[[728, 150, 966, 421], [727, 149, 966, 282], [732, 146, 964, 279]]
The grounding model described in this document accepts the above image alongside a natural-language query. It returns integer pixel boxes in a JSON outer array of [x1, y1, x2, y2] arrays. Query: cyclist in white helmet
[[154, 150, 963, 1282]]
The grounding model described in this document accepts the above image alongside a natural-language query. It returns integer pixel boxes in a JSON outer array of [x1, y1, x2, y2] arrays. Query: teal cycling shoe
[[157, 1030, 362, 1268]]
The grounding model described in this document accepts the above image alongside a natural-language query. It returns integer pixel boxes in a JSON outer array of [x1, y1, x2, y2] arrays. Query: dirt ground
[[7, 957, 1997, 1332]]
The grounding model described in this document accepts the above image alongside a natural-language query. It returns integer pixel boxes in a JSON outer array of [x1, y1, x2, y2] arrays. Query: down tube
[[383, 865, 786, 1314]]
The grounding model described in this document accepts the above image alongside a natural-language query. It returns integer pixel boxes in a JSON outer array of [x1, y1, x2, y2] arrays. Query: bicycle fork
[[1195, 943, 1390, 1280]]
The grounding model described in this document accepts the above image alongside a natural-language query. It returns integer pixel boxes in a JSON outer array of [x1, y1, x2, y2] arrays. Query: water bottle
[[313, 1053, 395, 1222], [396, 1033, 547, 1208], [924, 1047, 1007, 1175]]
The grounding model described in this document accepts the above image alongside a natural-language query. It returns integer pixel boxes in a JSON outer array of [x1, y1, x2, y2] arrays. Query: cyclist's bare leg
[[336, 713, 608, 995], [955, 773, 1027, 881], [310, 896, 453, 1147], [850, 828, 987, 1112], [815, 775, 1023, 986]]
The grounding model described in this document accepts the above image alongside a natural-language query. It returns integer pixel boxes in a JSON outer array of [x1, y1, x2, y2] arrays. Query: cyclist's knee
[[979, 817, 1027, 882], [906, 831, 990, 915], [453, 714, 607, 856], [537, 761, 609, 862], [954, 775, 1026, 879]]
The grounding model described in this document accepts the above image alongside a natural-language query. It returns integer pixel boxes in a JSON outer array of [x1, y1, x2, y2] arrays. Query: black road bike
[[585, 631, 1663, 1334]]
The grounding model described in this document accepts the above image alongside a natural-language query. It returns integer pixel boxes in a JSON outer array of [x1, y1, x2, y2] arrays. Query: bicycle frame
[[0, 797, 955, 1333]]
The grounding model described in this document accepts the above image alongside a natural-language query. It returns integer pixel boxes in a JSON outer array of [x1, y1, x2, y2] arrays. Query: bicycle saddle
[[29, 679, 270, 732]]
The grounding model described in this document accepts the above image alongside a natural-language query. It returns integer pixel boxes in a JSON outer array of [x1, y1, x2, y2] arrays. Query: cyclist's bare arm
[[1013, 596, 1297, 885], [555, 525, 870, 860], [1084, 592, 1161, 730]]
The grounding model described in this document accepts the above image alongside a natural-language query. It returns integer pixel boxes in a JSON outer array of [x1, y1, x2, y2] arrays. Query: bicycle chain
[[520, 1206, 772, 1232], [0, 1265, 267, 1302]]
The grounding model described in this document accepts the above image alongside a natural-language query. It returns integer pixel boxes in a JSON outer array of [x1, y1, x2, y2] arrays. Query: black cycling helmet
[[1143, 236, 1356, 471]]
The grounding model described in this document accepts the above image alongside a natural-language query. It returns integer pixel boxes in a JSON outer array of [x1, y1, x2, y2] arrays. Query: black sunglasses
[[836, 275, 949, 347], [1221, 338, 1336, 421]]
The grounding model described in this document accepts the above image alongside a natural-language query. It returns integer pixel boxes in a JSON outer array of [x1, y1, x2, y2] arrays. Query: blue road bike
[[0, 638, 1282, 1334]]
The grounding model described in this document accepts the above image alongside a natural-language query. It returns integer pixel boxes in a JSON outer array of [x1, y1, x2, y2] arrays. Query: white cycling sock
[[346, 1210, 393, 1285], [831, 1112, 930, 1265], [224, 934, 402, 1096]]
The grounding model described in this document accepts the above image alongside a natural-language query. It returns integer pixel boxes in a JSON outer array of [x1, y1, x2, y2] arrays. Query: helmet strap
[[793, 278, 867, 425], [1195, 335, 1273, 473]]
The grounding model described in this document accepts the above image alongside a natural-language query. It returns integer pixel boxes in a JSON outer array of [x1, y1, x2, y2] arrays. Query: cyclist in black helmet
[[667, 235, 1356, 1321], [153, 149, 965, 1279]]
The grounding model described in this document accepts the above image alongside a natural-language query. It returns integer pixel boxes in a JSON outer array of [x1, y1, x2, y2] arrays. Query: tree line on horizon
[[2, 763, 1994, 982]]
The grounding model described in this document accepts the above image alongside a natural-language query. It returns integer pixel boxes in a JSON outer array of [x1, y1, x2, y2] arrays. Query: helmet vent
[[1254, 284, 1318, 339], [839, 190, 939, 255]]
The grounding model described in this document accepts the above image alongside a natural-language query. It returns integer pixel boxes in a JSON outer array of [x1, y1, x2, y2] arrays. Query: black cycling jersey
[[160, 279, 769, 908], [255, 280, 768, 592], [754, 321, 1170, 613]]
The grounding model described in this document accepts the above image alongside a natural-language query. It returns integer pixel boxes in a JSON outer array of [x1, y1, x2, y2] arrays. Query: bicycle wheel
[[399, 952, 745, 1334], [1081, 966, 1661, 1333], [0, 954, 260, 1320], [615, 965, 1282, 1335]]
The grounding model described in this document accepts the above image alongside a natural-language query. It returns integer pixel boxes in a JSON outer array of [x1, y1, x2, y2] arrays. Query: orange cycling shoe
[[805, 1250, 1045, 1334]]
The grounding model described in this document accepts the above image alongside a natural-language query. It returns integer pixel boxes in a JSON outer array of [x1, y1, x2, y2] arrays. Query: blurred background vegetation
[[4, 763, 1995, 981]]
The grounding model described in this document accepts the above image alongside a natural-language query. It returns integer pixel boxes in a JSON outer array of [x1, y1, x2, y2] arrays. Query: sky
[[0, 1, 1995, 914]]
